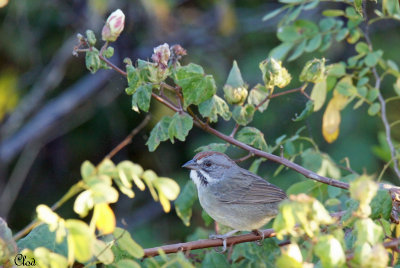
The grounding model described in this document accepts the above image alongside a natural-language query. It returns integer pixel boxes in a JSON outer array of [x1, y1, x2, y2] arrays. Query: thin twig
[[234, 153, 253, 163], [105, 115, 151, 159], [269, 85, 307, 100], [362, 0, 400, 181], [230, 123, 240, 138]]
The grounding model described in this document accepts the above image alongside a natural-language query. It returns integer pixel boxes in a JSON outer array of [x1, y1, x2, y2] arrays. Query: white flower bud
[[102, 9, 125, 42]]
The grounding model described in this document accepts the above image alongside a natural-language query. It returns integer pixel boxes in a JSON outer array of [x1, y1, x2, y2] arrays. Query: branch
[[94, 55, 350, 190], [143, 211, 346, 258], [362, 0, 400, 181], [268, 85, 308, 100], [105, 115, 151, 159], [143, 228, 276, 257]]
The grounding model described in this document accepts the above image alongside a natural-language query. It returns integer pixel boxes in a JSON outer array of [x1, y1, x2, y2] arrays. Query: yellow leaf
[[159, 192, 171, 213], [331, 90, 349, 110], [94, 203, 116, 234], [322, 100, 341, 143], [0, 0, 9, 8]]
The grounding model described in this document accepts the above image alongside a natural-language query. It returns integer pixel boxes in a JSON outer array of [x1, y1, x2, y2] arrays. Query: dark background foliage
[[0, 0, 399, 248]]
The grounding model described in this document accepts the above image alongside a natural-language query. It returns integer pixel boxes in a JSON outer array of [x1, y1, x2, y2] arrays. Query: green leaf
[[113, 227, 144, 259], [195, 143, 229, 153], [301, 149, 322, 171], [319, 34, 332, 51], [262, 6, 286, 21], [355, 42, 370, 55], [310, 80, 327, 111], [198, 95, 231, 122], [115, 259, 141, 268], [383, 0, 400, 15], [335, 77, 357, 96], [81, 160, 96, 181], [175, 181, 197, 226], [354, 218, 383, 245], [146, 116, 172, 152], [288, 39, 306, 61], [305, 34, 322, 52], [366, 88, 378, 102], [304, 0, 319, 10], [202, 252, 230, 267], [232, 104, 255, 125], [0, 217, 16, 263], [249, 158, 265, 174], [327, 63, 346, 77], [294, 20, 319, 37], [17, 224, 68, 256], [323, 9, 345, 17], [269, 42, 294, 60], [368, 103, 380, 116], [247, 84, 269, 112], [287, 180, 318, 196], [86, 30, 96, 46], [336, 28, 349, 42], [93, 239, 114, 264], [365, 51, 381, 67], [65, 219, 93, 263], [370, 190, 392, 219], [174, 63, 217, 107], [319, 18, 336, 31], [236, 127, 268, 151], [85, 49, 101, 74], [131, 84, 152, 112], [314, 235, 346, 268], [226, 60, 245, 88], [292, 100, 314, 122], [125, 65, 141, 95], [354, 0, 363, 15], [277, 26, 302, 42], [168, 113, 193, 143]]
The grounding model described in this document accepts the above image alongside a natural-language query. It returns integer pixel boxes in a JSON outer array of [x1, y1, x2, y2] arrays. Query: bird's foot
[[252, 229, 265, 246], [209, 230, 239, 253]]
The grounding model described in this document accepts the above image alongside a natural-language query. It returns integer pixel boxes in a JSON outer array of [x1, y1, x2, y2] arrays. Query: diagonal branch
[[94, 53, 350, 189], [362, 0, 400, 181]]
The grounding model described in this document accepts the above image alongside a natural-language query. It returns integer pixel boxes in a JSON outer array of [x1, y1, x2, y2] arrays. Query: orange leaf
[[95, 203, 116, 235]]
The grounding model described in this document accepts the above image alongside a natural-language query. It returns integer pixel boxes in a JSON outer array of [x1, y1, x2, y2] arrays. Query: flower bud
[[151, 43, 171, 68], [223, 85, 248, 105], [259, 58, 291, 88], [102, 9, 125, 42], [300, 58, 326, 83]]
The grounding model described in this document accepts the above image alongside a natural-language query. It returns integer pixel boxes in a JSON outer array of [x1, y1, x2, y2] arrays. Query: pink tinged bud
[[151, 43, 170, 68], [102, 9, 125, 42]]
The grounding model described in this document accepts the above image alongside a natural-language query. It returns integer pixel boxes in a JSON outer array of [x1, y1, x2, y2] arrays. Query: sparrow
[[182, 151, 287, 251]]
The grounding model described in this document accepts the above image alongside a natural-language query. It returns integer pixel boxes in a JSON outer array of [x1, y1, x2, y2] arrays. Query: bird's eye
[[204, 161, 212, 167]]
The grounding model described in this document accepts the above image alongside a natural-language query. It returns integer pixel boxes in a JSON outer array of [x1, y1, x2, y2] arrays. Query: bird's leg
[[209, 229, 239, 253], [252, 229, 265, 246]]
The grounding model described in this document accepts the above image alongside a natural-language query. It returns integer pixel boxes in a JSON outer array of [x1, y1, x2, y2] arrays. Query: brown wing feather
[[214, 169, 287, 204]]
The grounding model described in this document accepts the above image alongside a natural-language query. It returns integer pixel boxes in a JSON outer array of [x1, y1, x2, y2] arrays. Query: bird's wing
[[214, 169, 287, 204]]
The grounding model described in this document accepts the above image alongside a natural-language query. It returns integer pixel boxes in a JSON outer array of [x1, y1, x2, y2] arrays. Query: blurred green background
[[0, 0, 399, 248]]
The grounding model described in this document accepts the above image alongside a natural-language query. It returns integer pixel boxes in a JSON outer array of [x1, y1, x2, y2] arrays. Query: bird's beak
[[182, 159, 197, 170]]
